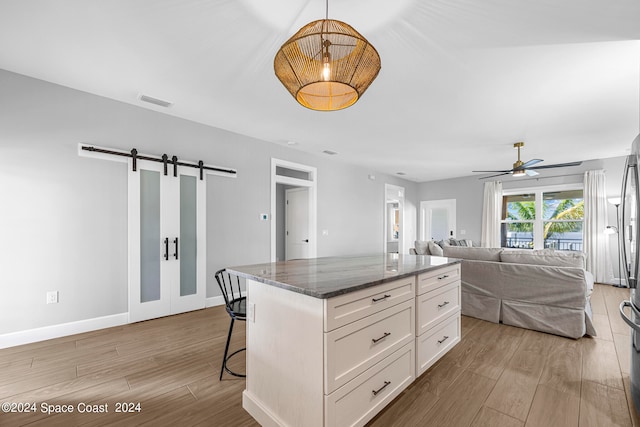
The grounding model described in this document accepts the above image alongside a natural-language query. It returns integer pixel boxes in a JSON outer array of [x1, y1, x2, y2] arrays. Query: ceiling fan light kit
[[473, 141, 582, 179], [274, 0, 381, 111]]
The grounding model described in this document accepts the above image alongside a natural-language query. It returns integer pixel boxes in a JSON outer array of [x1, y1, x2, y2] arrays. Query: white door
[[286, 187, 310, 260], [421, 199, 456, 241], [128, 160, 206, 322]]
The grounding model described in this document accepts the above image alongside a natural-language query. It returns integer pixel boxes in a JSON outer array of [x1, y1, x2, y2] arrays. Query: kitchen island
[[228, 254, 461, 427]]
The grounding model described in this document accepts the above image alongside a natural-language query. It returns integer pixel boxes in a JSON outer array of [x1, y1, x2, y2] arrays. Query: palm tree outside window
[[500, 187, 584, 251]]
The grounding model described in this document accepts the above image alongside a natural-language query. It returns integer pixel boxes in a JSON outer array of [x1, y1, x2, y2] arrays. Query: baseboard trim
[[206, 292, 246, 308], [206, 295, 225, 308], [1, 295, 238, 349], [0, 313, 129, 349]]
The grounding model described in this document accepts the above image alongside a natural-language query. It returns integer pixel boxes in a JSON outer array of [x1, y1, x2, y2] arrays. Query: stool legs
[[219, 317, 246, 380]]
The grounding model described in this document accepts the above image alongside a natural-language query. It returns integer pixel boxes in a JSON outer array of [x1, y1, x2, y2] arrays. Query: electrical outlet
[[46, 291, 59, 304]]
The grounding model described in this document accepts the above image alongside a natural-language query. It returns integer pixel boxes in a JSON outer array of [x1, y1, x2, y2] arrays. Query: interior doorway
[[420, 199, 456, 241], [271, 159, 317, 262], [384, 184, 405, 254]]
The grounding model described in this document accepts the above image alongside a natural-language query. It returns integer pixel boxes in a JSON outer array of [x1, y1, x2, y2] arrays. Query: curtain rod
[[81, 145, 236, 180]]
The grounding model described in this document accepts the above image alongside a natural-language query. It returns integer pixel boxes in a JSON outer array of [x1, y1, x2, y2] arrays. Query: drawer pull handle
[[372, 332, 391, 343], [438, 301, 450, 308], [438, 335, 449, 344], [372, 381, 391, 396], [437, 274, 449, 280], [372, 294, 391, 302]]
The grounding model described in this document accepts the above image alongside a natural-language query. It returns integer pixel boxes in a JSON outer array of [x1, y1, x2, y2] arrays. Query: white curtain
[[583, 170, 614, 283], [481, 181, 502, 248]]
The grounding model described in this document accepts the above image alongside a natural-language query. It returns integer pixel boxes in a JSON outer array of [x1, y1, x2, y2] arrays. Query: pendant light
[[274, 0, 381, 111]]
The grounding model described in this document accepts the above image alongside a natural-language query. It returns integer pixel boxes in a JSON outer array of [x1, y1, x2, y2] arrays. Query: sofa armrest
[[584, 270, 594, 296]]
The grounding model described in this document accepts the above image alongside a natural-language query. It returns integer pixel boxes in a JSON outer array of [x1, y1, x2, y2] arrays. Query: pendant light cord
[[326, 0, 329, 20]]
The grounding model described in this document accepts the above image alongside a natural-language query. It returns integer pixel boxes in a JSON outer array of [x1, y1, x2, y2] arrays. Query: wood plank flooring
[[0, 284, 638, 426]]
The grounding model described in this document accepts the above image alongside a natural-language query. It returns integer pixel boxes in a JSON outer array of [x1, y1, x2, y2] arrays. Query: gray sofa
[[438, 245, 596, 339]]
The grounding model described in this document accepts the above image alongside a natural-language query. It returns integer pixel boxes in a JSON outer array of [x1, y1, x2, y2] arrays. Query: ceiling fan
[[472, 142, 582, 179]]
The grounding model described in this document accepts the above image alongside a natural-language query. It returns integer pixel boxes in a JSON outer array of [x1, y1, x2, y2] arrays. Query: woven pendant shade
[[274, 19, 381, 111]]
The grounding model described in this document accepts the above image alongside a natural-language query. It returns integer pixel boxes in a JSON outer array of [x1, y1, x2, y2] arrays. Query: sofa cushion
[[500, 250, 586, 268], [442, 246, 503, 262]]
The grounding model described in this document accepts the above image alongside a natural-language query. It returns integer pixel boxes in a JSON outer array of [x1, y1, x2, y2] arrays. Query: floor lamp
[[607, 197, 626, 288]]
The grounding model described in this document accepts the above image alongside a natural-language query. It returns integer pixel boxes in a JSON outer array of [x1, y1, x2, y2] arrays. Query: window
[[501, 186, 583, 251]]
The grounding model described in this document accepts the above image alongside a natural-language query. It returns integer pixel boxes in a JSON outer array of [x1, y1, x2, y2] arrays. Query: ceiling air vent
[[138, 94, 173, 108]]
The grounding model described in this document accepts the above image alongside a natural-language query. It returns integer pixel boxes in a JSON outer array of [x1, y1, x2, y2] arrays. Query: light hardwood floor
[[0, 284, 638, 427]]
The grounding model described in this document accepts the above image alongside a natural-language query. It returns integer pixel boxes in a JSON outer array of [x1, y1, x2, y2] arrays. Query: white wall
[[0, 69, 417, 338]]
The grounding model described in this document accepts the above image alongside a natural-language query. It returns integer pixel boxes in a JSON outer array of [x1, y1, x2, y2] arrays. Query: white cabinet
[[242, 264, 460, 427], [324, 341, 415, 427], [415, 264, 461, 376], [325, 298, 415, 393]]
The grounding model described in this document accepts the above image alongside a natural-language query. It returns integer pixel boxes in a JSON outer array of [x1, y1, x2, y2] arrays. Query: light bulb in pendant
[[322, 52, 331, 81]]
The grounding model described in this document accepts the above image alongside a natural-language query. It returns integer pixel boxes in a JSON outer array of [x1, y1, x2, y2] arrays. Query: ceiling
[[1, 0, 639, 182]]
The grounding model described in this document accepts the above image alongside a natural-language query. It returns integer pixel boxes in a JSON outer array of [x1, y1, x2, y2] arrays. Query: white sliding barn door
[[128, 160, 206, 323]]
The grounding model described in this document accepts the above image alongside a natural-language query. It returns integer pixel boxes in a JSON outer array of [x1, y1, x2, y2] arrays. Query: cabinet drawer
[[325, 342, 415, 427], [416, 281, 460, 335], [325, 299, 415, 393], [325, 276, 415, 332], [416, 264, 460, 295], [416, 312, 460, 376]]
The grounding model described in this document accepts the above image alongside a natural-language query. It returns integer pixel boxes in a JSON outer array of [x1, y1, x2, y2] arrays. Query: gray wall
[[417, 156, 628, 280], [0, 69, 417, 335]]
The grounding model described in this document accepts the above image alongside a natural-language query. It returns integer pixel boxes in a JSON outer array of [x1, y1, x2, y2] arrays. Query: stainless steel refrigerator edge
[[619, 133, 640, 413]]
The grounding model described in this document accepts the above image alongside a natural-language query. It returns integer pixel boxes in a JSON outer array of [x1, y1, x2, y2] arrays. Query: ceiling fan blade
[[472, 169, 512, 173], [477, 172, 511, 179], [528, 161, 583, 170], [525, 169, 539, 176], [519, 159, 544, 169]]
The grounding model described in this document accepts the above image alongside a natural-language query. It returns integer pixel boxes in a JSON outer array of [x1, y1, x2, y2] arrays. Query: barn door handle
[[164, 238, 169, 261], [173, 237, 179, 260]]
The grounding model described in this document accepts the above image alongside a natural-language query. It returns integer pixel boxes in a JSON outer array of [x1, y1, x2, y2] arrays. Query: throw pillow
[[428, 241, 444, 256], [414, 240, 430, 255]]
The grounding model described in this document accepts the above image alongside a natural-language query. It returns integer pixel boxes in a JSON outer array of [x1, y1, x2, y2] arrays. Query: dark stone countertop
[[227, 253, 461, 299]]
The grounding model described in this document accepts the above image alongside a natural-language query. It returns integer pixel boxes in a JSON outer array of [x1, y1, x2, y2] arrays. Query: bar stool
[[214, 268, 246, 380]]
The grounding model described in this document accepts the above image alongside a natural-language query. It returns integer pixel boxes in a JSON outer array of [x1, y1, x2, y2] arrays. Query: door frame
[[384, 184, 405, 254], [420, 199, 456, 241], [271, 158, 317, 262]]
